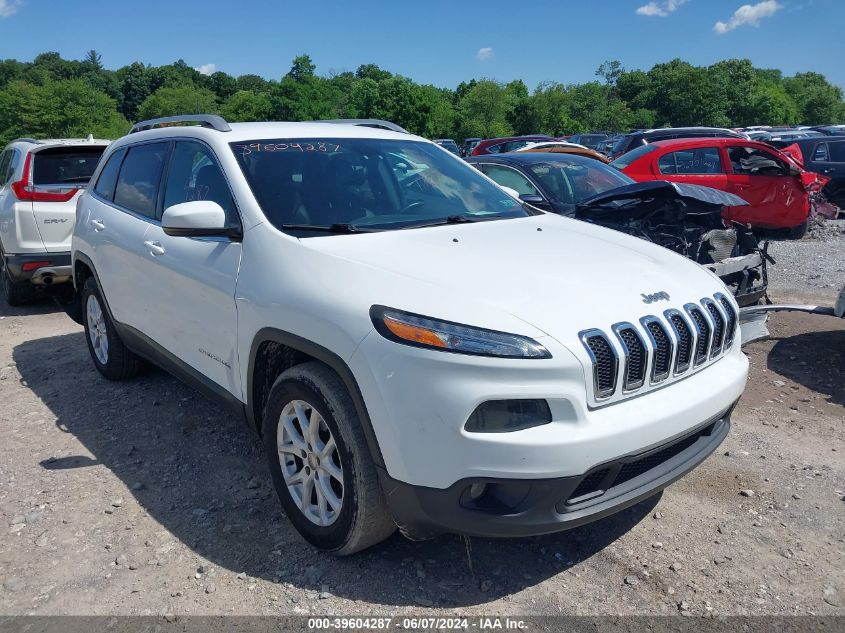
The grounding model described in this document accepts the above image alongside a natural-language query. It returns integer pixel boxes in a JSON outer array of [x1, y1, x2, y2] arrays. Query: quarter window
[[0, 151, 11, 186], [93, 148, 126, 202], [813, 143, 829, 162], [164, 141, 237, 226], [658, 148, 722, 175], [728, 147, 787, 176], [114, 143, 168, 218]]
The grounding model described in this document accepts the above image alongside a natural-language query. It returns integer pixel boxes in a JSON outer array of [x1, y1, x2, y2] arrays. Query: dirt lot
[[1, 239, 843, 617]]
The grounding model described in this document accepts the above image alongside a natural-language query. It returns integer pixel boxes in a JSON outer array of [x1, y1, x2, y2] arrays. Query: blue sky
[[1, 0, 843, 89]]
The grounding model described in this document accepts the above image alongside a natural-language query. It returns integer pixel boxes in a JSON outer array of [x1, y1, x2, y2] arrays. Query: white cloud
[[195, 63, 217, 76], [0, 0, 22, 18], [476, 47, 494, 62], [636, 0, 688, 17], [715, 1, 782, 33]]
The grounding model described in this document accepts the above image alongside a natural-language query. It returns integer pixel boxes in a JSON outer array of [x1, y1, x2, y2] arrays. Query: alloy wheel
[[277, 399, 344, 526], [86, 294, 109, 365]]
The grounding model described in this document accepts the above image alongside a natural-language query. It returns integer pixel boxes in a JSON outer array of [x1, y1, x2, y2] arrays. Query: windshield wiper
[[279, 223, 375, 234], [393, 214, 490, 230]]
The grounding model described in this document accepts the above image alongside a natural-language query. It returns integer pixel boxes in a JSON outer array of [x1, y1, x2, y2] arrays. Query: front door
[[722, 145, 808, 230], [138, 140, 243, 397]]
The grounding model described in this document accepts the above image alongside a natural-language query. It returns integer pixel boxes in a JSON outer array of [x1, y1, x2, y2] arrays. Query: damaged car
[[467, 152, 767, 306]]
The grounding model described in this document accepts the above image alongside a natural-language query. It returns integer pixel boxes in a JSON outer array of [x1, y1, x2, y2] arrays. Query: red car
[[613, 138, 827, 238], [471, 135, 553, 156]]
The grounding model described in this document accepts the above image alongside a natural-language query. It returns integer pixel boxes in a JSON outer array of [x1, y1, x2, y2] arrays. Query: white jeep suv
[[0, 137, 109, 305], [71, 115, 748, 554]]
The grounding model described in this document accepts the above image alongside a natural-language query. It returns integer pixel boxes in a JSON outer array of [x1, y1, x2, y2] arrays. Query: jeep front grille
[[579, 294, 736, 405]]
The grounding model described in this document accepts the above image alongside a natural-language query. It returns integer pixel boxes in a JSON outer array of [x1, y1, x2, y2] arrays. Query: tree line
[[0, 51, 843, 146]]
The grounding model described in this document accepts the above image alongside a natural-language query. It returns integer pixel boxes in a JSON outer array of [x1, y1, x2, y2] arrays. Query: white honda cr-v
[[71, 115, 748, 554]]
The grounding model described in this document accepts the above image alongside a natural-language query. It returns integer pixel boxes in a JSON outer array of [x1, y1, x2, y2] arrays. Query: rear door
[[81, 142, 168, 331], [723, 145, 808, 229], [654, 146, 728, 190], [30, 145, 105, 252], [812, 140, 845, 207]]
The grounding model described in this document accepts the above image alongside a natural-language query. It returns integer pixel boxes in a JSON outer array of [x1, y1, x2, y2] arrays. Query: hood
[[300, 213, 729, 344], [577, 180, 747, 219]]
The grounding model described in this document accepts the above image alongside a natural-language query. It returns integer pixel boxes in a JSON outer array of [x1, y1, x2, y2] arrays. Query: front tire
[[80, 276, 142, 380], [263, 361, 395, 555]]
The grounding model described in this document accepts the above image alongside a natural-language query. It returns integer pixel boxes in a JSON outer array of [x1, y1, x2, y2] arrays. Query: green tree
[[117, 62, 151, 121], [456, 79, 513, 139], [220, 90, 273, 122], [784, 72, 845, 124], [137, 85, 218, 119], [287, 55, 316, 82]]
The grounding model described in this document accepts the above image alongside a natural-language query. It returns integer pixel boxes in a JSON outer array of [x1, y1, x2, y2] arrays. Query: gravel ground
[[766, 218, 845, 302], [0, 236, 843, 618]]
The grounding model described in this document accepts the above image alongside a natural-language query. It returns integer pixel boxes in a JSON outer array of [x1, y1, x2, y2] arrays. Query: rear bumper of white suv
[[350, 330, 747, 537], [3, 251, 71, 285]]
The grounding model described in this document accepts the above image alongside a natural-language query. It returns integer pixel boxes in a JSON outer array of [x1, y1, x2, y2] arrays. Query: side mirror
[[162, 201, 238, 239], [520, 194, 546, 205]]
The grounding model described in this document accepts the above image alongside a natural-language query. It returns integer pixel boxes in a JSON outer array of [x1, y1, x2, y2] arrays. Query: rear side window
[[813, 143, 829, 162], [610, 143, 658, 170], [32, 147, 105, 186], [658, 148, 722, 175], [163, 141, 237, 226], [828, 141, 845, 162], [93, 148, 126, 201], [0, 151, 11, 186], [114, 143, 168, 218]]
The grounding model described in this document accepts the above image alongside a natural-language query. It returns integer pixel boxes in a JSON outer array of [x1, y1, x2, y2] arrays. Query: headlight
[[370, 306, 551, 359]]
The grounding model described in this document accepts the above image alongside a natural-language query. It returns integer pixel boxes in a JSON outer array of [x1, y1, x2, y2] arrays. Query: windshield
[[526, 157, 634, 205], [230, 138, 528, 234], [610, 143, 658, 170]]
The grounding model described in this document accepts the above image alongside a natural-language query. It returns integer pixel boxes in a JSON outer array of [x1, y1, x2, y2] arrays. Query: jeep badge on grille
[[641, 291, 670, 304]]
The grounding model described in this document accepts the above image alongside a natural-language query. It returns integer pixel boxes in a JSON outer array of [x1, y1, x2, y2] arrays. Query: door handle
[[144, 240, 165, 256], [90, 219, 105, 231]]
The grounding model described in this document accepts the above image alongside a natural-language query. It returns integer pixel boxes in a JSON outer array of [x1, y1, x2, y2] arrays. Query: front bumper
[[3, 252, 71, 284], [381, 408, 731, 539]]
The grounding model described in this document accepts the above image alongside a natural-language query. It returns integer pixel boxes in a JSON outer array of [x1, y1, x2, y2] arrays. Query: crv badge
[[641, 291, 670, 304]]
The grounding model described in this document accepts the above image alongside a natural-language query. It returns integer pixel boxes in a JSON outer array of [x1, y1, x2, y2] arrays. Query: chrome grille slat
[[640, 316, 673, 383], [702, 298, 726, 357], [685, 304, 712, 366], [613, 323, 648, 392], [716, 293, 737, 348], [664, 309, 693, 374], [579, 329, 618, 400]]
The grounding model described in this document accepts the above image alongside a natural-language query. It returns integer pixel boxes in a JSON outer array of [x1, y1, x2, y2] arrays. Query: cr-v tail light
[[10, 153, 79, 203]]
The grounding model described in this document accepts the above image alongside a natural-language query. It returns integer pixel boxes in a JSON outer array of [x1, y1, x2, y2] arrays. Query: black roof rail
[[317, 119, 409, 134], [129, 114, 231, 134]]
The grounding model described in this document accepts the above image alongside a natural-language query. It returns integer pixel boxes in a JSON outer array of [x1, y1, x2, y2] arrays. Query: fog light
[[468, 483, 488, 500], [464, 399, 551, 433]]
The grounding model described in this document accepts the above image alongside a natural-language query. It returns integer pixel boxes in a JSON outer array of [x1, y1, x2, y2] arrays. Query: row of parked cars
[[0, 115, 760, 556]]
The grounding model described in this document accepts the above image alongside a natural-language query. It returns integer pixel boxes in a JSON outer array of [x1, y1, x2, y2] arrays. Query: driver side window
[[164, 141, 238, 227], [728, 147, 787, 176], [481, 164, 541, 197]]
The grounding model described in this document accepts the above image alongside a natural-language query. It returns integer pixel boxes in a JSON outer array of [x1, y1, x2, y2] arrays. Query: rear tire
[[263, 361, 395, 555], [80, 276, 142, 380], [2, 262, 35, 306]]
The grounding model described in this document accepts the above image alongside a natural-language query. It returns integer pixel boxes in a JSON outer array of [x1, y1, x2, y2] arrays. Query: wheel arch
[[247, 328, 385, 469]]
